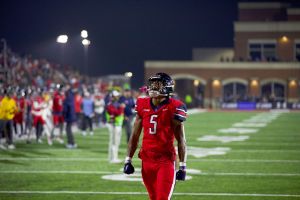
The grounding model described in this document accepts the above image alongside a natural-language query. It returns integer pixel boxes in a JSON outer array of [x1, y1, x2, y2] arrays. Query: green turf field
[[0, 110, 300, 200]]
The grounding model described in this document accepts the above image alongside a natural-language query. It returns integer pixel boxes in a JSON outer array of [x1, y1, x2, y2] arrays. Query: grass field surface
[[0, 110, 299, 200]]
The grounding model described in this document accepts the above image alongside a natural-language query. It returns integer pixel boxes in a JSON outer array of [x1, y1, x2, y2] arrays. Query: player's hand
[[176, 166, 186, 181], [123, 158, 135, 174]]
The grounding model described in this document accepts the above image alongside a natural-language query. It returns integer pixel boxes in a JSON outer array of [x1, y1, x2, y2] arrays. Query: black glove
[[176, 165, 186, 181], [123, 159, 135, 174]]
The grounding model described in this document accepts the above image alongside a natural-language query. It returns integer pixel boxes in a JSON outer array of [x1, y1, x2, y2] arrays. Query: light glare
[[82, 39, 91, 46], [81, 30, 88, 38], [56, 35, 68, 44], [125, 72, 133, 78]]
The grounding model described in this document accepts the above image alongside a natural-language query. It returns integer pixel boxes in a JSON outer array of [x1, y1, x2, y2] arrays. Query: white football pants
[[106, 124, 122, 162]]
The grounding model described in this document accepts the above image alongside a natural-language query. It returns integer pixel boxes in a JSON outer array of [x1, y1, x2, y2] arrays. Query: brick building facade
[[144, 2, 300, 109]]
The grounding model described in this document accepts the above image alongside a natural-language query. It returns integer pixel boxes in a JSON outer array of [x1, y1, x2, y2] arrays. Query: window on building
[[223, 82, 247, 103], [261, 82, 285, 102], [249, 42, 277, 61], [295, 43, 300, 61]]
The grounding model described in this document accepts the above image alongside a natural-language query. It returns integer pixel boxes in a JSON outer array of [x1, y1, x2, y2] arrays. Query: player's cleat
[[47, 137, 53, 146], [0, 144, 7, 150], [7, 144, 16, 150], [37, 138, 43, 144], [82, 131, 87, 136], [176, 166, 186, 181], [56, 137, 64, 144], [89, 131, 94, 136], [66, 143, 77, 149], [123, 158, 135, 174]]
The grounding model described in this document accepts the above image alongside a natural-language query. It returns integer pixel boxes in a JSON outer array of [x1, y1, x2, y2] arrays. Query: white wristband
[[179, 162, 186, 167], [125, 156, 132, 162]]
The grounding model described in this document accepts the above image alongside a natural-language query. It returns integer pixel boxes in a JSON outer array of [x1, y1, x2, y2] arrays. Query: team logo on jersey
[[143, 109, 150, 112]]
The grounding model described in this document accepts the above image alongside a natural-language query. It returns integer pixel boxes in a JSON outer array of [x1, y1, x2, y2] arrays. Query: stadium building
[[145, 2, 300, 109]]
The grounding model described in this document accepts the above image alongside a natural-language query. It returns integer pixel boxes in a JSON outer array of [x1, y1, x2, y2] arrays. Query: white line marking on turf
[[0, 171, 118, 174], [1, 170, 299, 177], [0, 158, 106, 161], [0, 191, 299, 197], [200, 172, 300, 177], [1, 157, 300, 163], [232, 149, 300, 153], [189, 159, 300, 163]]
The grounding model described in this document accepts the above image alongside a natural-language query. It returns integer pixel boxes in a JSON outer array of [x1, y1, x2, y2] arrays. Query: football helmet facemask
[[148, 72, 174, 98]]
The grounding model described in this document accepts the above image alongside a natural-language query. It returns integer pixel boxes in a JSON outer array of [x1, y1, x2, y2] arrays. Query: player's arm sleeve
[[174, 103, 187, 122]]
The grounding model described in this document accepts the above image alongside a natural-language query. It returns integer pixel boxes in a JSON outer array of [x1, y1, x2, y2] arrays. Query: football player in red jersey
[[52, 86, 65, 144], [13, 90, 26, 136], [123, 72, 187, 200]]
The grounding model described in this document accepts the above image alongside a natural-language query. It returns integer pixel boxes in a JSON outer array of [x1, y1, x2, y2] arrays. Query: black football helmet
[[148, 72, 174, 97]]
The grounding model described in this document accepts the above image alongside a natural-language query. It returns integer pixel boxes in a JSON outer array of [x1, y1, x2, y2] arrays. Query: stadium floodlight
[[82, 39, 91, 46], [81, 30, 88, 38], [56, 35, 68, 44], [125, 72, 133, 78]]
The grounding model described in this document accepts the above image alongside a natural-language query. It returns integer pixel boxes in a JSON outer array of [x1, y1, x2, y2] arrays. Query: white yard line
[[200, 172, 300, 177], [189, 159, 300, 163], [0, 170, 299, 177], [1, 157, 299, 163], [0, 170, 117, 174], [232, 149, 300, 153], [0, 191, 299, 197]]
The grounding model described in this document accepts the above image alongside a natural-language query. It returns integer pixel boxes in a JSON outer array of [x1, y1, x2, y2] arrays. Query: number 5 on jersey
[[149, 115, 158, 134]]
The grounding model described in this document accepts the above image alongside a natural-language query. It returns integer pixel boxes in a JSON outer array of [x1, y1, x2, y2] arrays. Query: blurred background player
[[0, 87, 18, 149], [105, 90, 125, 163], [42, 90, 54, 145], [94, 91, 105, 128], [13, 89, 26, 137], [123, 72, 187, 200], [81, 91, 95, 136], [31, 89, 45, 143], [52, 85, 65, 144], [138, 85, 148, 98], [74, 90, 83, 131], [63, 86, 77, 149], [24, 89, 33, 143], [120, 88, 135, 143]]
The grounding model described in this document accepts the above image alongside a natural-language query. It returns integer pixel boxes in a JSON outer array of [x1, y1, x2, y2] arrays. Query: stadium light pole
[[82, 39, 91, 75], [56, 35, 68, 66]]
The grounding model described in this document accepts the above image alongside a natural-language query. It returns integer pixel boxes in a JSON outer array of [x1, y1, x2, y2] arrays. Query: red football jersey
[[136, 97, 187, 162], [52, 92, 64, 113]]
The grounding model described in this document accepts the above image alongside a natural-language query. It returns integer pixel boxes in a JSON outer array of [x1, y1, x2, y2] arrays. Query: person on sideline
[[119, 88, 135, 143], [81, 92, 95, 136], [105, 90, 125, 163], [0, 88, 18, 149], [63, 86, 77, 149]]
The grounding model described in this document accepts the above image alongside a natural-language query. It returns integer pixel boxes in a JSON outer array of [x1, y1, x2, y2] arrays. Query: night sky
[[0, 0, 284, 88]]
